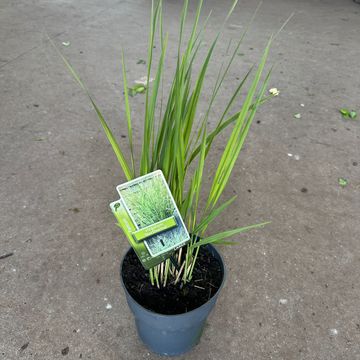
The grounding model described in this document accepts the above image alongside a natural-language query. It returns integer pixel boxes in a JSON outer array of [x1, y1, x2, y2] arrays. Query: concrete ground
[[1, 0, 360, 359]]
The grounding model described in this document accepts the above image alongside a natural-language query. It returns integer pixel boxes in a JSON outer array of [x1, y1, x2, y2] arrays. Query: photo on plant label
[[117, 170, 190, 257]]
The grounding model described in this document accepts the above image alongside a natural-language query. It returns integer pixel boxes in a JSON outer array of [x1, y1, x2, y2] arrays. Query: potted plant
[[55, 0, 280, 355]]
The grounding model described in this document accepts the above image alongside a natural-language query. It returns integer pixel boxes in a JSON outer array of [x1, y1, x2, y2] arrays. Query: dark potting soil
[[122, 247, 223, 315]]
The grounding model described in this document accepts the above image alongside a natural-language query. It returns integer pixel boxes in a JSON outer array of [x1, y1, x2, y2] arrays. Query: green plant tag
[[110, 199, 175, 269], [110, 170, 190, 268]]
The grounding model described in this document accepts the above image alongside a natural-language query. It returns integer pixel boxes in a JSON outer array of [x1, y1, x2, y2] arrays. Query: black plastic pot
[[120, 245, 226, 356]]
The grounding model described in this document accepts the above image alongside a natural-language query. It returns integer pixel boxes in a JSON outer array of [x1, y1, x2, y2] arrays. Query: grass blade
[[193, 221, 271, 247], [194, 195, 237, 234], [141, 0, 162, 175], [49, 36, 133, 181], [206, 36, 273, 209], [121, 51, 135, 177]]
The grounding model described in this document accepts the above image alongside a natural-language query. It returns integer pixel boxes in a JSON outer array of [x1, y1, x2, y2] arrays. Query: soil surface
[[122, 247, 223, 315]]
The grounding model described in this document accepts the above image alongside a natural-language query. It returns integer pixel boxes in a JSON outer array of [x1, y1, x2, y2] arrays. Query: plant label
[[110, 170, 190, 269]]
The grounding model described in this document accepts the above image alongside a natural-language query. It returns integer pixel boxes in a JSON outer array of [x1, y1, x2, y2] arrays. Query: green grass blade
[[193, 221, 271, 247], [50, 36, 133, 181], [147, 33, 169, 170], [178, 0, 189, 53], [206, 36, 273, 209], [188, 87, 275, 167], [121, 51, 135, 177], [182, 0, 240, 151], [214, 67, 273, 197], [188, 124, 207, 229], [186, 66, 253, 166], [192, 1, 261, 148], [141, 0, 162, 175], [194, 195, 237, 234]]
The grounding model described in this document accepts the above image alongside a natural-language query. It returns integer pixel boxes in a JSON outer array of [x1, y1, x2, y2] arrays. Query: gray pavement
[[1, 0, 360, 359]]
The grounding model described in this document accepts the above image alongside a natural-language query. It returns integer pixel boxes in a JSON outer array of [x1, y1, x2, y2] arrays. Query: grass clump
[[53, 0, 288, 287]]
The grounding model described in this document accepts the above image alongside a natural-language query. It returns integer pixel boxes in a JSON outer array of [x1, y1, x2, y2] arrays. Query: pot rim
[[120, 244, 227, 318]]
